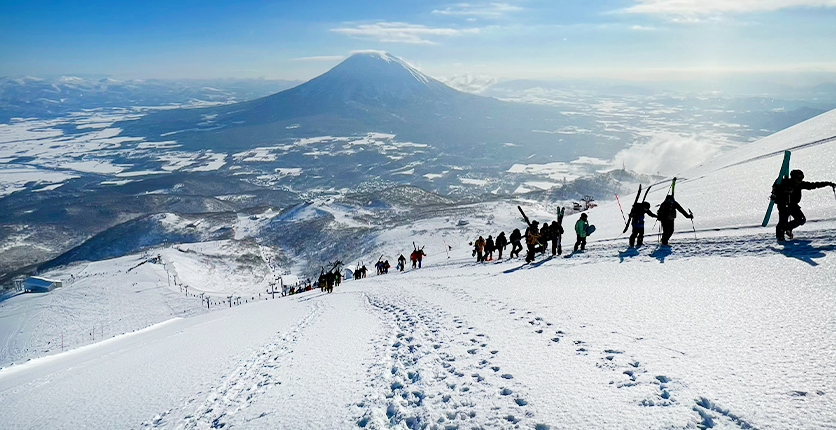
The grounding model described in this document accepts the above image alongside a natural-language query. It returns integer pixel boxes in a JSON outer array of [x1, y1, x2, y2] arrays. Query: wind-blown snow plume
[[612, 132, 723, 176]]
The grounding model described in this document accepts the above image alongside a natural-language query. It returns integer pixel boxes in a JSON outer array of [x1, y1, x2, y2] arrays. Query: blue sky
[[2, 0, 835, 83]]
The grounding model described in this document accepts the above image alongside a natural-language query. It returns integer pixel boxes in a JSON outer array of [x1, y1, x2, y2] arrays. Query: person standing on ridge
[[525, 220, 540, 263], [495, 231, 508, 259], [772, 169, 835, 241], [574, 213, 589, 252], [509, 228, 523, 258], [657, 195, 693, 245], [397, 254, 406, 271], [629, 202, 656, 247]]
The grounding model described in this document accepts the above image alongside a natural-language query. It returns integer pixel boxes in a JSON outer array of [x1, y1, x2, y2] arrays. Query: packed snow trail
[[2, 222, 835, 429]]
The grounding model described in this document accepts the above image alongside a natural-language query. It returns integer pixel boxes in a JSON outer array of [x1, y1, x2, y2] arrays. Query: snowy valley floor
[[1, 225, 835, 429]]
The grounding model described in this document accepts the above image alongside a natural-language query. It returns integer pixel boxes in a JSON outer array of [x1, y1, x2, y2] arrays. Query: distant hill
[[0, 76, 300, 122]]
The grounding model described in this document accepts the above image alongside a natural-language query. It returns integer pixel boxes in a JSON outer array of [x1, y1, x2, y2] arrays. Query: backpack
[[657, 199, 674, 220]]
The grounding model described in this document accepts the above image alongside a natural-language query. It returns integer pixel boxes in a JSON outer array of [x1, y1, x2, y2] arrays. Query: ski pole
[[615, 194, 626, 223], [688, 209, 697, 240]]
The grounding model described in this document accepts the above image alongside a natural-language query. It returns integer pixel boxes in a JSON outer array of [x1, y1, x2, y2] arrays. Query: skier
[[485, 235, 495, 261], [397, 254, 406, 271], [657, 195, 693, 245], [474, 236, 486, 262], [495, 231, 508, 259], [550, 220, 563, 255], [509, 228, 523, 258], [573, 213, 589, 252], [525, 220, 540, 263], [629, 202, 656, 247], [772, 169, 835, 241]]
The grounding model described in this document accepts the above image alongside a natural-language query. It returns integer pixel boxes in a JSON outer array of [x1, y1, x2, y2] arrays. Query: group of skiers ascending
[[473, 207, 567, 264], [312, 165, 834, 285]]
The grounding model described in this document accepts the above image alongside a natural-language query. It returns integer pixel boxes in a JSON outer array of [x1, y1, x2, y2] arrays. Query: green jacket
[[575, 219, 588, 238]]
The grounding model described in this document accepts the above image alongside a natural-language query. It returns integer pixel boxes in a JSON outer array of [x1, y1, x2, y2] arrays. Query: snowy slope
[[566, 107, 836, 241], [1, 109, 836, 429]]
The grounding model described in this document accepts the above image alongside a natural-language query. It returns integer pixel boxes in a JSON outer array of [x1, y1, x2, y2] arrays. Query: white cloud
[[432, 3, 523, 18], [612, 133, 723, 176], [630, 25, 657, 31], [292, 55, 346, 62], [331, 22, 480, 45], [440, 73, 498, 93], [624, 0, 836, 16]]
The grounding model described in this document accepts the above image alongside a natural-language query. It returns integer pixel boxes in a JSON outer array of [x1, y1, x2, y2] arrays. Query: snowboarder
[[525, 220, 540, 263], [574, 213, 589, 252], [509, 228, 523, 258], [495, 232, 508, 259], [629, 202, 656, 247], [656, 195, 693, 245], [772, 169, 835, 241], [397, 254, 406, 271], [474, 236, 486, 262]]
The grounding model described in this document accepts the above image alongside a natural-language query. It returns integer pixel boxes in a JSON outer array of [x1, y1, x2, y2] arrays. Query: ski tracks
[[356, 291, 544, 429], [141, 300, 325, 430]]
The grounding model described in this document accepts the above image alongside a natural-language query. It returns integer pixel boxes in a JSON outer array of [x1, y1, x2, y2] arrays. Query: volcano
[[118, 52, 605, 160]]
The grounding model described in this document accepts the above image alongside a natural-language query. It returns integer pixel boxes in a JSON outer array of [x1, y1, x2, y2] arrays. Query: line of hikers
[[473, 217, 568, 264]]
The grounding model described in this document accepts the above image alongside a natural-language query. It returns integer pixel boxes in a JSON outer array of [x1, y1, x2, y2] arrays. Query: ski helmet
[[580, 213, 588, 219], [790, 169, 804, 181], [642, 202, 651, 209]]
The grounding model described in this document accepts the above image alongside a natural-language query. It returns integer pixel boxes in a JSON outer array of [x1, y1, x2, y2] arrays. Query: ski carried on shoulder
[[762, 150, 791, 227], [518, 205, 532, 226], [556, 206, 565, 255], [622, 184, 642, 233]]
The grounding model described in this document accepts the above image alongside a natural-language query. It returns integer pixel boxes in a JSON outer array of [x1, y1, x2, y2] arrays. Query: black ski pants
[[510, 241, 523, 258], [776, 204, 806, 239], [525, 243, 537, 262], [552, 236, 559, 255], [573, 235, 586, 251], [629, 226, 645, 247], [660, 219, 675, 245]]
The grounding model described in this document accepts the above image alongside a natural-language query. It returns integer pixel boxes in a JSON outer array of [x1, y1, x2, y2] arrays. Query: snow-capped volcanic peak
[[342, 51, 431, 85], [293, 51, 456, 103]]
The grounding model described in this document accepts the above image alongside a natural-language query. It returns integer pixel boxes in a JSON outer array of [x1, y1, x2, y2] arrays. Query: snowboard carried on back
[[762, 151, 792, 227]]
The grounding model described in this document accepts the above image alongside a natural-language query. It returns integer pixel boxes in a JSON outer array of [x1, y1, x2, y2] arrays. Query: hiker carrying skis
[[574, 213, 589, 252], [772, 169, 835, 241], [629, 202, 656, 247], [657, 195, 692, 245], [525, 221, 540, 263]]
